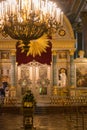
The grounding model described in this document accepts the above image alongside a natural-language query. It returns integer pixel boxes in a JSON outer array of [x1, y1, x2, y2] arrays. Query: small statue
[[78, 50, 85, 58], [58, 68, 67, 87]]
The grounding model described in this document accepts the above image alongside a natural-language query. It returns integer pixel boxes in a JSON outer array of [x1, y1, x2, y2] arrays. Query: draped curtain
[[16, 42, 52, 65]]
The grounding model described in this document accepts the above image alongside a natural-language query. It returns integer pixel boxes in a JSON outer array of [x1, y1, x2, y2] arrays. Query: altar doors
[[17, 61, 51, 100]]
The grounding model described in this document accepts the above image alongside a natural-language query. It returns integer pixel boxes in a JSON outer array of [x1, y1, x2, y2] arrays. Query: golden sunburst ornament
[[18, 34, 50, 57]]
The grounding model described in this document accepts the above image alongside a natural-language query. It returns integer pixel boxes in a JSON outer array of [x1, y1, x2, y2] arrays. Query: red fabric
[[16, 42, 52, 65]]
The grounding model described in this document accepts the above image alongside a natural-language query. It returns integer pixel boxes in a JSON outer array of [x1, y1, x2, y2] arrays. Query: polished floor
[[0, 107, 87, 130]]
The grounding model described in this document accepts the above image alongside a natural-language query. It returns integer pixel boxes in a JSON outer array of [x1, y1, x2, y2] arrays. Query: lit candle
[[46, 0, 48, 12], [30, 0, 32, 10], [38, 0, 40, 10], [10, 1, 12, 15], [31, 0, 33, 10], [21, 0, 23, 9], [27, 0, 29, 18], [5, 2, 8, 15], [33, 0, 35, 11], [49, 2, 52, 15], [19, 0, 20, 11], [57, 8, 61, 23]]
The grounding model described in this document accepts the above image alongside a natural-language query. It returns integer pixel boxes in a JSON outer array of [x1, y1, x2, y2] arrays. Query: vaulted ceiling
[[53, 0, 87, 27]]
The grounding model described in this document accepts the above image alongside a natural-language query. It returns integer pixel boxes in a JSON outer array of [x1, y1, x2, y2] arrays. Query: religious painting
[[76, 63, 87, 88], [39, 87, 47, 95]]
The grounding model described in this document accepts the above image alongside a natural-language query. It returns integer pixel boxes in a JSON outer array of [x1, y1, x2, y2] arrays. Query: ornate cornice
[[10, 49, 16, 56], [0, 40, 17, 50], [52, 39, 76, 50]]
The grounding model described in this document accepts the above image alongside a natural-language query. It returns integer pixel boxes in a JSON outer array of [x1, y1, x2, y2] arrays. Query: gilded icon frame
[[75, 63, 87, 88]]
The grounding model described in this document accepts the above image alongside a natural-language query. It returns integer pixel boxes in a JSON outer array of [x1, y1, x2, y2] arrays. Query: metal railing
[[50, 96, 87, 130], [50, 96, 87, 106]]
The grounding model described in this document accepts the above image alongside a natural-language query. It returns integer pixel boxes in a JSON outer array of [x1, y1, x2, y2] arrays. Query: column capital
[[69, 49, 75, 56], [10, 49, 16, 56], [52, 50, 57, 55]]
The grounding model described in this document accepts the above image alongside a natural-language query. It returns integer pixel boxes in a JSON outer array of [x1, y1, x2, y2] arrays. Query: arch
[[64, 14, 74, 39], [52, 14, 76, 50]]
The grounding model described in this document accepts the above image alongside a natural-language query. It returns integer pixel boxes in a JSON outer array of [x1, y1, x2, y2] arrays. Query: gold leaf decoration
[[18, 34, 50, 57]]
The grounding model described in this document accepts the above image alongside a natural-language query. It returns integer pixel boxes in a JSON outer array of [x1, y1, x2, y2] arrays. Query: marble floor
[[0, 109, 87, 130]]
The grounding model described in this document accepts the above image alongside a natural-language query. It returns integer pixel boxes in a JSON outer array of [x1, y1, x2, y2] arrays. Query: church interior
[[0, 0, 87, 130]]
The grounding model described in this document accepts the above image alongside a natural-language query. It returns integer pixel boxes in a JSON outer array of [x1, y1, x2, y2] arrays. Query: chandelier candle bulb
[[31, 0, 34, 10], [5, 3, 8, 15], [18, 0, 20, 11], [38, 0, 41, 10], [57, 8, 61, 23], [21, 0, 23, 9], [45, 0, 48, 11], [49, 2, 52, 15]]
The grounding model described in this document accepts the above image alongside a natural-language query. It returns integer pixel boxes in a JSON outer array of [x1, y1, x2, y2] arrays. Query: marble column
[[69, 49, 75, 88], [80, 11, 87, 57], [10, 49, 16, 87], [52, 50, 57, 87]]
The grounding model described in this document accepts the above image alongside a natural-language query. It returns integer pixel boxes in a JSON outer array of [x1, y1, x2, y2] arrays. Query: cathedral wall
[[0, 15, 87, 106]]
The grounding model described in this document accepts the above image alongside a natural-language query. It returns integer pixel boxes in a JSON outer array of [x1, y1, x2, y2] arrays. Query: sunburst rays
[[18, 34, 50, 57]]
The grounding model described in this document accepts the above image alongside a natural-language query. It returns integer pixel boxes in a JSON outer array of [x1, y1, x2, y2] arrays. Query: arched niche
[[51, 15, 76, 96]]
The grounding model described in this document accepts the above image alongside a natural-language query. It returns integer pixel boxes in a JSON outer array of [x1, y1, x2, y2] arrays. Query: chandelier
[[0, 0, 63, 55]]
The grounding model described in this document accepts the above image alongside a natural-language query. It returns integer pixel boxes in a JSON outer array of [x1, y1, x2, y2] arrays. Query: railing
[[50, 96, 87, 130], [50, 96, 87, 106]]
